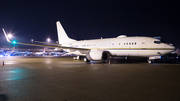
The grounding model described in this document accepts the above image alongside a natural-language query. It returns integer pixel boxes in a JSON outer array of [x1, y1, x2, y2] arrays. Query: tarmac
[[0, 56, 180, 101]]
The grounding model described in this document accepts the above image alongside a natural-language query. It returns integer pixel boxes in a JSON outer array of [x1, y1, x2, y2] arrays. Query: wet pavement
[[0, 56, 180, 101]]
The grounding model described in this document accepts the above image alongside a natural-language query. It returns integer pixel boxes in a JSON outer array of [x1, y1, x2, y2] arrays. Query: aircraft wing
[[2, 28, 90, 53], [16, 42, 89, 50], [35, 41, 62, 46]]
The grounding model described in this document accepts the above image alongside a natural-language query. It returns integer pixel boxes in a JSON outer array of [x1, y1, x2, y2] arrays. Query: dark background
[[0, 0, 179, 48]]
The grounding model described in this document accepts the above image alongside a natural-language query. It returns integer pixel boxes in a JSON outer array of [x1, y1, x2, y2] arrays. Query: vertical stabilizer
[[43, 48, 46, 52], [56, 21, 76, 44]]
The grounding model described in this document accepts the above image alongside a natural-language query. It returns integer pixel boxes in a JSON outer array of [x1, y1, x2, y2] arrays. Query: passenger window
[[154, 41, 161, 44]]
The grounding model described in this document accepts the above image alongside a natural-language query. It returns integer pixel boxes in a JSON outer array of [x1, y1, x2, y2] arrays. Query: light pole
[[47, 38, 51, 52], [31, 39, 34, 43], [47, 38, 51, 44], [7, 34, 12, 50]]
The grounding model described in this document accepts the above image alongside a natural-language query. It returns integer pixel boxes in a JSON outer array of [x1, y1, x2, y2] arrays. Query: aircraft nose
[[167, 44, 176, 51]]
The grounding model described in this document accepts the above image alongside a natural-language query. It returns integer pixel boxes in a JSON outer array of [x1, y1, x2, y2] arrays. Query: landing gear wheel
[[84, 57, 90, 62], [148, 60, 152, 64]]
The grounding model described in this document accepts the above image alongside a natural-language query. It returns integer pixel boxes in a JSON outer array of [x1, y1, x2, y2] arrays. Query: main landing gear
[[148, 59, 152, 64], [83, 57, 90, 62], [73, 56, 90, 62]]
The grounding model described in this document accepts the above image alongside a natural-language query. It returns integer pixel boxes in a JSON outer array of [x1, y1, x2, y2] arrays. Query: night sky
[[0, 0, 180, 48]]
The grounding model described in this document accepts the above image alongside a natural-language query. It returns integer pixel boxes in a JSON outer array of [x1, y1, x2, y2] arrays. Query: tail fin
[[12, 46, 15, 51], [56, 21, 76, 44], [43, 48, 46, 52]]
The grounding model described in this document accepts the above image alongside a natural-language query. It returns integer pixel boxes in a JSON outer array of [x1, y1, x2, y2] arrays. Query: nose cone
[[160, 43, 176, 55], [166, 44, 176, 51]]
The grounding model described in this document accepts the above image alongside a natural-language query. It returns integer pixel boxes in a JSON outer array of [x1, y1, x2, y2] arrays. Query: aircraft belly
[[109, 50, 139, 56], [138, 50, 174, 57], [109, 49, 173, 57]]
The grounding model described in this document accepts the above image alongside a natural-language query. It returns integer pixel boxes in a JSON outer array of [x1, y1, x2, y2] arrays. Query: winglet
[[2, 28, 11, 43]]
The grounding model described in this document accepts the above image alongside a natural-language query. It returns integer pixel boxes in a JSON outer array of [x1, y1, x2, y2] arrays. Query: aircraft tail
[[12, 46, 15, 51], [43, 48, 46, 52], [56, 21, 76, 44]]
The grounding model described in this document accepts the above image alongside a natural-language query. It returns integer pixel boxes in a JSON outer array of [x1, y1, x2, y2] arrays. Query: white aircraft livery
[[2, 21, 175, 63]]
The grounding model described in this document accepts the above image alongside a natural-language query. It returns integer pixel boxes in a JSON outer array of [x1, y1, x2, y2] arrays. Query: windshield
[[154, 41, 161, 44]]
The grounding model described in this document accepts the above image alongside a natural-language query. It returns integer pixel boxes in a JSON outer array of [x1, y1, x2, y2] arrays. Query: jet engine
[[86, 50, 109, 61]]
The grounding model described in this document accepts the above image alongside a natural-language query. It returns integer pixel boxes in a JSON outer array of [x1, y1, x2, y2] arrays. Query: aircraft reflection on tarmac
[[0, 57, 180, 101], [1, 56, 179, 64]]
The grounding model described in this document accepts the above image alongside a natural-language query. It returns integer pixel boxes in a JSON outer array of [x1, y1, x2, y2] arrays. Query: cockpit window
[[154, 41, 161, 44]]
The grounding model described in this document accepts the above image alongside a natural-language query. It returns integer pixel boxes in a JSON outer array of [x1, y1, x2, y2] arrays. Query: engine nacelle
[[86, 50, 109, 61]]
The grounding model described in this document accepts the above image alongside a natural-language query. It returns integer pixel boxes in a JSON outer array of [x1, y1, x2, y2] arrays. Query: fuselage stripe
[[84, 48, 174, 50]]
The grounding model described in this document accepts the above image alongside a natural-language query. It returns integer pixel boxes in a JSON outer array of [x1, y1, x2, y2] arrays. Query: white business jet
[[2, 21, 175, 63]]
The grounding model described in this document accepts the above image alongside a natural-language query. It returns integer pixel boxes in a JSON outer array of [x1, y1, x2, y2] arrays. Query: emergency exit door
[[141, 39, 146, 49]]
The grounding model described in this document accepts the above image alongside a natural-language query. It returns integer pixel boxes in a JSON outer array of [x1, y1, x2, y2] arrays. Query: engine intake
[[86, 50, 109, 61]]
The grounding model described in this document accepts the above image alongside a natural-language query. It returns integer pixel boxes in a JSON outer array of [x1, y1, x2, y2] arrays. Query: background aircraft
[[34, 48, 46, 56]]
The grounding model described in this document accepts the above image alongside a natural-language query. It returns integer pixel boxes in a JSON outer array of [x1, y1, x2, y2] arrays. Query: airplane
[[2, 21, 175, 63], [34, 48, 46, 56], [34, 41, 61, 46], [4, 46, 15, 56], [12, 50, 29, 56]]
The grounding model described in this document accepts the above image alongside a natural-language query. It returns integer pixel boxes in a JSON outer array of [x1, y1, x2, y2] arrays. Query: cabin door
[[141, 39, 146, 49]]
